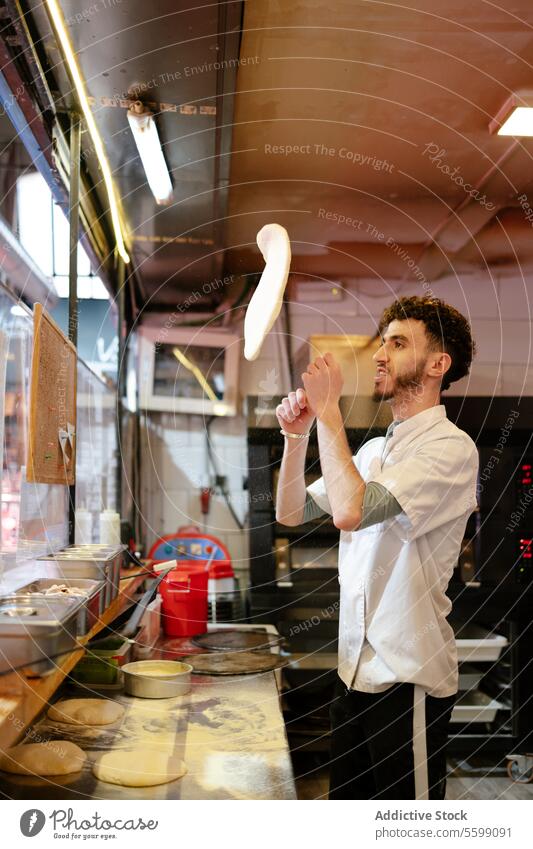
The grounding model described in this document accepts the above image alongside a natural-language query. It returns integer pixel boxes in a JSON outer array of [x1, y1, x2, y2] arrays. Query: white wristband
[[280, 429, 310, 440]]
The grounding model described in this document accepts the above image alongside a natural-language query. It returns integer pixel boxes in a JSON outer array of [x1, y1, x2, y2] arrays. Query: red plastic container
[[158, 562, 208, 637]]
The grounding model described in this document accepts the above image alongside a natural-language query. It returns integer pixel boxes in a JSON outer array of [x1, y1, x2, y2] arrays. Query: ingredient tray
[[14, 578, 105, 636], [37, 545, 125, 608], [0, 595, 82, 674]]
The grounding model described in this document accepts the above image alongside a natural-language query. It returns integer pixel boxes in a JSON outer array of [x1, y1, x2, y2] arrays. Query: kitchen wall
[[141, 270, 531, 574], [241, 271, 533, 399], [140, 411, 251, 584]]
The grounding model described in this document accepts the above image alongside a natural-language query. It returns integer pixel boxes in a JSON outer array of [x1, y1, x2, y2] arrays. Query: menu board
[[26, 304, 77, 485]]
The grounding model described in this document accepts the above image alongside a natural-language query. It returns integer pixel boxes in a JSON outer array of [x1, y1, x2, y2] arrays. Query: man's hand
[[301, 352, 344, 420], [276, 388, 316, 435]]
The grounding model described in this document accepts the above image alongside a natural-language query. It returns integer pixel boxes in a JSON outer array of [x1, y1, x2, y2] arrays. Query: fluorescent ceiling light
[[496, 107, 533, 136], [489, 90, 533, 136], [127, 104, 173, 205], [44, 0, 130, 264]]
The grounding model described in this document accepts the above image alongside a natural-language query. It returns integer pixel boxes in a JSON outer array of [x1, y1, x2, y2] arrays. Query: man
[[275, 296, 479, 800]]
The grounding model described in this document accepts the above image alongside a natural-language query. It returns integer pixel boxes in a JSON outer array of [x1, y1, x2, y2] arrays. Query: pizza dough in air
[[92, 749, 187, 787], [244, 223, 291, 361], [47, 698, 125, 726], [0, 741, 87, 776]]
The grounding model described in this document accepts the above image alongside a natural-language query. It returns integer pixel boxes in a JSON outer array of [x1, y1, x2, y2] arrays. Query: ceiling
[[3, 0, 244, 311], [226, 0, 533, 288], [3, 0, 533, 317]]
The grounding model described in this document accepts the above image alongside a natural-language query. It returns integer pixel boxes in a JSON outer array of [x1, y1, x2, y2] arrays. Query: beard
[[372, 359, 427, 403]]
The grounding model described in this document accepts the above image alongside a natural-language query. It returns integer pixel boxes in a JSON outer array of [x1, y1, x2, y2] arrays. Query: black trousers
[[329, 674, 456, 800]]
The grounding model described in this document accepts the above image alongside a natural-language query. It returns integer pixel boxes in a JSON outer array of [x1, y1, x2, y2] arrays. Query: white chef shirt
[[350, 418, 404, 694], [306, 404, 479, 697]]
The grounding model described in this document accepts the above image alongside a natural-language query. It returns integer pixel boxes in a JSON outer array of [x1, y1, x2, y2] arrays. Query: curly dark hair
[[378, 295, 476, 391]]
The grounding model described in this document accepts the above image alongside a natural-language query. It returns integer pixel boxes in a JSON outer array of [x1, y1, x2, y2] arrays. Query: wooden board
[[27, 303, 77, 485]]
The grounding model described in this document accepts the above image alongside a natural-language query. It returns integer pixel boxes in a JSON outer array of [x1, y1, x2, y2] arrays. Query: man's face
[[372, 318, 431, 402]]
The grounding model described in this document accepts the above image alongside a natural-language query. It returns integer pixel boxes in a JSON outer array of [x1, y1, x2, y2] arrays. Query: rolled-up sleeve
[[367, 436, 479, 541]]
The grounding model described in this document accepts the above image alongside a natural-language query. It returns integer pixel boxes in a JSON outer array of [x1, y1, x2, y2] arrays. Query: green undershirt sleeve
[[303, 481, 402, 528], [302, 492, 329, 523], [358, 481, 402, 529]]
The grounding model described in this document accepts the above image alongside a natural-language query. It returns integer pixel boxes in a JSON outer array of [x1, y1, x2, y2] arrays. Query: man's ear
[[427, 351, 451, 380]]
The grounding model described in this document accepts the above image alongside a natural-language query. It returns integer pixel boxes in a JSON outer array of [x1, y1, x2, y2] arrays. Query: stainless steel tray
[[38, 545, 125, 608], [14, 578, 105, 636], [84, 546, 125, 606], [0, 595, 83, 674]]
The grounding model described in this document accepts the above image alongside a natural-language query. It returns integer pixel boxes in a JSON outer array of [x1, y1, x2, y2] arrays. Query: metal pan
[[0, 595, 82, 674], [14, 578, 105, 635], [122, 660, 193, 698], [38, 546, 125, 608]]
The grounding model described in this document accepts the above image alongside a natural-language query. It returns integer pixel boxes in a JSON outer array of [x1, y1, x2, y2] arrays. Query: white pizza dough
[[0, 741, 87, 776], [92, 749, 187, 787], [244, 223, 291, 361], [47, 698, 125, 726]]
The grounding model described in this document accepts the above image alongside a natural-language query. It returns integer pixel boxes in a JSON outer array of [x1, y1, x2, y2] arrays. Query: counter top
[[1, 626, 297, 800]]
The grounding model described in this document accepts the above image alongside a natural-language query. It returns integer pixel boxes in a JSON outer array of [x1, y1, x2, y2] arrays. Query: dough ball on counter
[[47, 698, 125, 726], [0, 741, 87, 776], [92, 749, 187, 787]]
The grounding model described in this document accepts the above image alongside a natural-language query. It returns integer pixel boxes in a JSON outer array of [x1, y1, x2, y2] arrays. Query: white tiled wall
[[140, 412, 251, 576], [141, 271, 532, 566], [239, 272, 533, 397]]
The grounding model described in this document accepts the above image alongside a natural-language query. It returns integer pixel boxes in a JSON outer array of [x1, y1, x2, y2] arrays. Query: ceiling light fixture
[[127, 102, 173, 205], [489, 90, 533, 136], [44, 0, 130, 264]]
